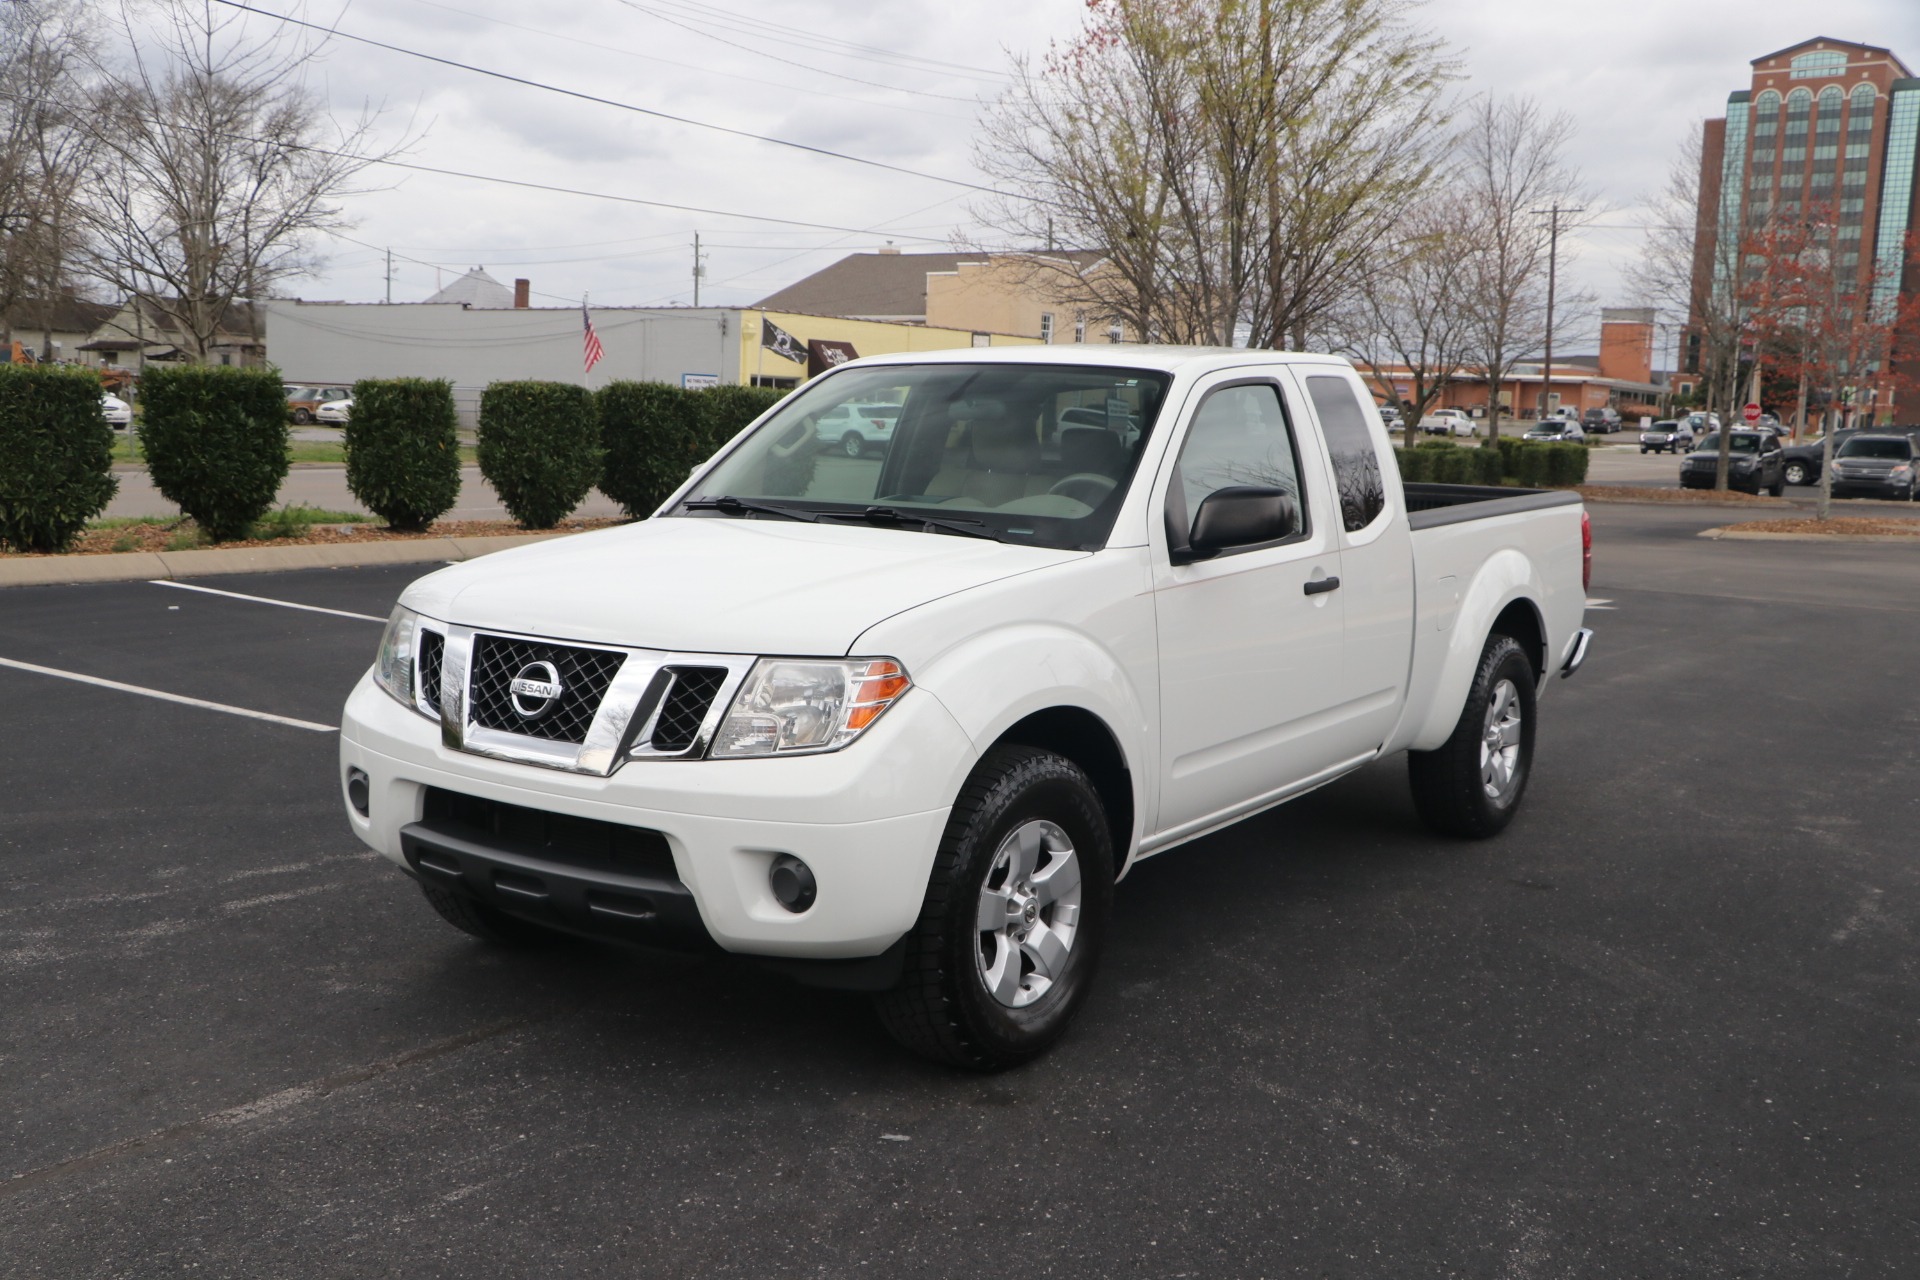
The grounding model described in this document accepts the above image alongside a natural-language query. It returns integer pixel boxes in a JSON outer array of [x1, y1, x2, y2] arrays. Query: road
[[3, 502, 1918, 1275]]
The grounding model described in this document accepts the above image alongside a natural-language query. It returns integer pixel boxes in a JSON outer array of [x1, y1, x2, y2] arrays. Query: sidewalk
[[105, 464, 626, 522]]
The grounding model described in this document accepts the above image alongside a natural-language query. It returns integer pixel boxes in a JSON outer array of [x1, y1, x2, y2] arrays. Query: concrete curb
[[0, 532, 568, 588], [1699, 528, 1920, 543]]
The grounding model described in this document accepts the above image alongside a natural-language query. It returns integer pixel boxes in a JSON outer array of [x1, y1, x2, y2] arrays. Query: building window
[[1789, 50, 1847, 78], [1073, 312, 1086, 343], [1781, 145, 1806, 163], [1816, 85, 1843, 131], [1039, 312, 1054, 344], [750, 375, 799, 389]]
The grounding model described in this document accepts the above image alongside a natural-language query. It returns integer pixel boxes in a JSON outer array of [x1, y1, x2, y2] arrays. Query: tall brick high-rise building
[[1689, 37, 1919, 420]]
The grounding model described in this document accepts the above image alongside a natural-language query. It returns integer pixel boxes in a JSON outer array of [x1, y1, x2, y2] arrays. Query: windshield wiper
[[832, 506, 1002, 541], [681, 496, 821, 522]]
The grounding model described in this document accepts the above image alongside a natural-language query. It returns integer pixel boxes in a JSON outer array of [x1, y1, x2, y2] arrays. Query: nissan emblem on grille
[[508, 661, 565, 718]]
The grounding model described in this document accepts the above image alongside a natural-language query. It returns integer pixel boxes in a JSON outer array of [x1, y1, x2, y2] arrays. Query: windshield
[[1694, 433, 1761, 454], [677, 363, 1172, 550], [1837, 437, 1913, 460], [1650, 422, 1677, 432]]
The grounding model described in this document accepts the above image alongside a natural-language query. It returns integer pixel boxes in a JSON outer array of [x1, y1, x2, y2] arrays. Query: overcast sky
[[241, 0, 1920, 356]]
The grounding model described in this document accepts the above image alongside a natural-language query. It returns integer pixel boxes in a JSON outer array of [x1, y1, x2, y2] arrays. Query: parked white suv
[[340, 347, 1591, 1068]]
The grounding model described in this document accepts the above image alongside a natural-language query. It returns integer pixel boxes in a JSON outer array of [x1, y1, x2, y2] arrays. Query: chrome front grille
[[424, 624, 753, 776], [467, 634, 626, 745]]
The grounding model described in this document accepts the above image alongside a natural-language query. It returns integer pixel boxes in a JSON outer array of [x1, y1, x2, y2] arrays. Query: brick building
[[1688, 37, 1920, 422]]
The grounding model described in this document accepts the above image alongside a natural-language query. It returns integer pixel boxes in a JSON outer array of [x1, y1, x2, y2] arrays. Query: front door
[[1150, 377, 1350, 842]]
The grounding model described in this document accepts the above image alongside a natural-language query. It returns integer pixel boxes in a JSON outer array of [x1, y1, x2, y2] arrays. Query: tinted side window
[[1307, 375, 1386, 532], [1167, 383, 1306, 543]]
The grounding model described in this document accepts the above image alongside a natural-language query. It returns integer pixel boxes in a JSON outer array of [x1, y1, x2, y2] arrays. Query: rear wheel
[[1784, 461, 1809, 486], [1409, 634, 1537, 839], [874, 746, 1114, 1070], [418, 881, 566, 946]]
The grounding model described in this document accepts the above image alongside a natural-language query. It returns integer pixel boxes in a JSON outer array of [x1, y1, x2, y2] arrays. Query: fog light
[[768, 854, 816, 913], [345, 767, 370, 817]]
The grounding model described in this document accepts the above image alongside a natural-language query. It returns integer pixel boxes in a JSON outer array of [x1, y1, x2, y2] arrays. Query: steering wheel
[[1047, 473, 1117, 506]]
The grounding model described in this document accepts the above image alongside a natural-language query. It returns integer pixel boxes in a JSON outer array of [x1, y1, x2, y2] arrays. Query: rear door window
[[1306, 375, 1386, 532]]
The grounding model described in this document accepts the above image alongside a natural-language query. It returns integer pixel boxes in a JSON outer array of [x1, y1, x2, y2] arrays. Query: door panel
[[1151, 378, 1348, 836]]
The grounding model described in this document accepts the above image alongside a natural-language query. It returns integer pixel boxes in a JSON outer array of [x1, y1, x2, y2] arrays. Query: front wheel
[[874, 746, 1114, 1070], [292, 408, 313, 425], [1769, 474, 1786, 497], [1408, 634, 1537, 839], [841, 431, 865, 458]]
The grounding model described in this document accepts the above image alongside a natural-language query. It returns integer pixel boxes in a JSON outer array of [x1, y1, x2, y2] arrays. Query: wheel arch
[[1490, 596, 1546, 683], [986, 705, 1135, 877]]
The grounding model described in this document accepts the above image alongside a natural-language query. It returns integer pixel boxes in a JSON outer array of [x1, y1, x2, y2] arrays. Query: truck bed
[[1401, 482, 1582, 529]]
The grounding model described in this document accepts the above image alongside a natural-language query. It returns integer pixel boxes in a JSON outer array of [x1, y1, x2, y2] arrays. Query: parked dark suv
[[1680, 431, 1785, 495], [1582, 406, 1621, 435], [1827, 434, 1918, 501]]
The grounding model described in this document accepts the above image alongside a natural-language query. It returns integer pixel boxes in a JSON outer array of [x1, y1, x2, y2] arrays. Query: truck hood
[[402, 516, 1084, 655]]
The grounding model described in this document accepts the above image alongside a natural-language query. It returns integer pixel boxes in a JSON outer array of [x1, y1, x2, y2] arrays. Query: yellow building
[[739, 308, 1041, 389]]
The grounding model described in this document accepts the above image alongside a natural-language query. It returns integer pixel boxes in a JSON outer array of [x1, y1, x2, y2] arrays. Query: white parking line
[[0, 656, 337, 733], [150, 579, 385, 623], [1586, 597, 1617, 611]]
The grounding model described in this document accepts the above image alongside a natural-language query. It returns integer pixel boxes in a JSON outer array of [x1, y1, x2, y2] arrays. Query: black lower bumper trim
[[401, 820, 715, 952]]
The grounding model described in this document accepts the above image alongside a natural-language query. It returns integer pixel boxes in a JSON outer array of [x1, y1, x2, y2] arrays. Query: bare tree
[[1629, 128, 1762, 491], [80, 1, 396, 362], [1456, 97, 1587, 440], [976, 0, 1454, 349], [0, 0, 98, 356], [1328, 197, 1480, 430]]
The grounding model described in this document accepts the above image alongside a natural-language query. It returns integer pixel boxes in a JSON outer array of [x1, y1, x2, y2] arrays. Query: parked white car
[[340, 346, 1591, 1068], [100, 394, 132, 428], [813, 402, 901, 456], [315, 396, 352, 425], [1420, 407, 1476, 437]]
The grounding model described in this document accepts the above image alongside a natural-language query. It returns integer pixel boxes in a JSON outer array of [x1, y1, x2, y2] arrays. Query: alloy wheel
[[976, 819, 1083, 1009], [1480, 678, 1523, 801]]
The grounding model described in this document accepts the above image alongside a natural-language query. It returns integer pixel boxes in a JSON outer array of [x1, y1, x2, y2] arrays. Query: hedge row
[[0, 363, 118, 552], [1393, 439, 1588, 489], [598, 382, 789, 519], [140, 365, 290, 543]]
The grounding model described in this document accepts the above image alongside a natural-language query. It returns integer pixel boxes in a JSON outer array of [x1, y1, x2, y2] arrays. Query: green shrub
[[477, 381, 600, 529], [597, 381, 708, 518], [1543, 442, 1589, 486], [0, 363, 118, 552], [1392, 446, 1429, 483], [136, 365, 288, 543], [1394, 441, 1503, 488], [345, 378, 461, 531]]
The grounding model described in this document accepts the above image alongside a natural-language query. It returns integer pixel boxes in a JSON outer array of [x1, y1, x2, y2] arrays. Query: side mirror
[[1184, 486, 1298, 559]]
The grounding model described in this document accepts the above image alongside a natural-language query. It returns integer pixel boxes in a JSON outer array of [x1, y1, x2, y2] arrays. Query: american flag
[[582, 302, 605, 373]]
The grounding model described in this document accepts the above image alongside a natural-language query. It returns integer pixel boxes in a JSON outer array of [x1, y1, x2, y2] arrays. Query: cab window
[[1164, 382, 1308, 552], [1306, 375, 1387, 532]]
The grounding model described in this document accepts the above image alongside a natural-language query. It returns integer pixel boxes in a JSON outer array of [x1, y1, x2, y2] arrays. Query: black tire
[[418, 881, 565, 946], [1784, 461, 1809, 486], [841, 431, 865, 458], [292, 408, 313, 425], [1640, 447, 1648, 454], [1769, 474, 1785, 497], [1408, 634, 1537, 839], [874, 745, 1114, 1071]]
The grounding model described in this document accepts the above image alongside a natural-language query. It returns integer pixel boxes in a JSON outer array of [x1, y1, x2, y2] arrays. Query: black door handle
[[1303, 575, 1341, 596]]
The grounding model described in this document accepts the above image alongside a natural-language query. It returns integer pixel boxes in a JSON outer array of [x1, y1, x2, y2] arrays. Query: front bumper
[[339, 670, 976, 959], [1830, 477, 1912, 499], [1680, 469, 1762, 491]]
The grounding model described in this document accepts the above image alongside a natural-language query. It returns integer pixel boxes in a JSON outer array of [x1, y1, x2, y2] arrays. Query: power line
[[0, 83, 968, 246], [395, 0, 974, 119], [636, 0, 1009, 81], [608, 0, 987, 105], [209, 0, 1018, 199]]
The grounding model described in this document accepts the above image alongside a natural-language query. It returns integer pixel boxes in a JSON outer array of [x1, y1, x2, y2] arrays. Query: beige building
[[78, 297, 265, 370], [754, 248, 1132, 345]]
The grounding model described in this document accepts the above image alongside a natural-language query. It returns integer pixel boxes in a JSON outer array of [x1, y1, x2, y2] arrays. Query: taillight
[[1581, 510, 1592, 594]]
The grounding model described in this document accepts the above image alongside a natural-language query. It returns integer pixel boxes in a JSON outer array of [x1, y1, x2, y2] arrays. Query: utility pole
[[384, 247, 394, 304], [1531, 204, 1584, 420], [692, 232, 706, 307]]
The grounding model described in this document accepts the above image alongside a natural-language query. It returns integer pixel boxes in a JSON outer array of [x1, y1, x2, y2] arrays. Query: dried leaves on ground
[[1719, 517, 1920, 537]]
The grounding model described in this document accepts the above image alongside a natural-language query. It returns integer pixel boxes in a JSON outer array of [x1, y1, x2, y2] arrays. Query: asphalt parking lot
[[5, 503, 1919, 1276]]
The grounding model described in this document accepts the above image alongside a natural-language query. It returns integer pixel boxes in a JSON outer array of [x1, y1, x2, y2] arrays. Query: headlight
[[711, 658, 911, 757], [373, 605, 422, 708]]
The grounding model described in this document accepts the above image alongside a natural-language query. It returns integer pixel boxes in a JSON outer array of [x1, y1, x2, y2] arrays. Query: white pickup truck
[[340, 347, 1591, 1069]]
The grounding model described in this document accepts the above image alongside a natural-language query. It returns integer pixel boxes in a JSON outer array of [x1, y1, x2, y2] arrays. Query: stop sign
[[1743, 402, 1762, 424]]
